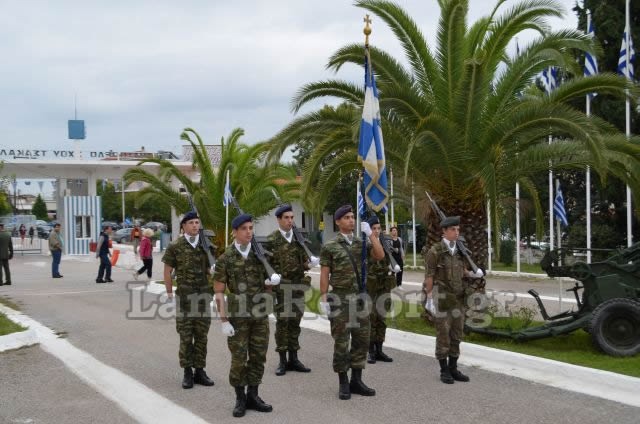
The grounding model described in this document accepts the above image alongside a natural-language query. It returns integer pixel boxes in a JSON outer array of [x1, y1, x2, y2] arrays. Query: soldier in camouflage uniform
[[162, 211, 215, 390], [423, 216, 484, 384], [214, 213, 277, 418], [365, 215, 395, 364], [319, 205, 384, 400], [265, 204, 319, 376]]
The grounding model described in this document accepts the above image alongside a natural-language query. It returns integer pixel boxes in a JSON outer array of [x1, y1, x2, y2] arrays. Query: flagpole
[[625, 0, 633, 247], [225, 169, 229, 247], [411, 176, 416, 268], [549, 136, 554, 253], [556, 178, 563, 311], [586, 10, 592, 263], [487, 199, 492, 273], [356, 178, 361, 232], [390, 165, 395, 227], [516, 181, 521, 275]]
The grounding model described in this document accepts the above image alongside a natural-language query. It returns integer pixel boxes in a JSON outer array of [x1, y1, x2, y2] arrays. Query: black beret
[[440, 216, 460, 228], [334, 205, 353, 221], [275, 204, 293, 218], [232, 213, 253, 229], [181, 211, 199, 226], [366, 215, 380, 226]]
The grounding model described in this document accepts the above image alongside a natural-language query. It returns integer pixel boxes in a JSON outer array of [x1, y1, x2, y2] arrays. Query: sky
[[1, 0, 580, 196]]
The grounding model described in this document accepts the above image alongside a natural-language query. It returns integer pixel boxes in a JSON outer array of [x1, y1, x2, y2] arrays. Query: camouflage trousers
[[329, 292, 371, 373], [434, 304, 465, 360], [367, 285, 391, 343], [176, 316, 211, 369], [274, 285, 306, 353], [227, 317, 270, 387]]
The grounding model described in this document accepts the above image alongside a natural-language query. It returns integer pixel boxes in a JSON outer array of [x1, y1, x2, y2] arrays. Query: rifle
[[228, 195, 278, 280], [424, 190, 480, 274], [187, 196, 216, 269], [270, 189, 316, 262], [379, 233, 401, 273]]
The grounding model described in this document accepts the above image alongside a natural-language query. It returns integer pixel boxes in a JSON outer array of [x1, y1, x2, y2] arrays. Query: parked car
[[143, 222, 166, 232], [101, 221, 122, 231], [35, 219, 49, 227], [112, 228, 133, 243], [37, 224, 52, 239]]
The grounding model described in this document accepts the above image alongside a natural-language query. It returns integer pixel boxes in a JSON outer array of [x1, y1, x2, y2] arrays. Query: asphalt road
[[0, 254, 637, 424]]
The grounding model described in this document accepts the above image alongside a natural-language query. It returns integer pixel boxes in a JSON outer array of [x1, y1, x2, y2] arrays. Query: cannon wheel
[[589, 298, 640, 357]]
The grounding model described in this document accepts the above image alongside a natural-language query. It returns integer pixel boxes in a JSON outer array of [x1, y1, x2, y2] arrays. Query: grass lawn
[[0, 312, 26, 337], [490, 262, 544, 274], [303, 289, 640, 377]]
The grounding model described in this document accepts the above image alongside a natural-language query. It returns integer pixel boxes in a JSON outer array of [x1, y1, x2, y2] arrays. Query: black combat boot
[[246, 385, 272, 412], [96, 279, 105, 284], [439, 359, 454, 384], [349, 368, 376, 396], [275, 351, 288, 376], [4, 281, 11, 286], [287, 350, 311, 373], [105, 278, 114, 283], [338, 372, 351, 400], [182, 367, 194, 389], [375, 342, 393, 362], [449, 356, 470, 382], [233, 386, 247, 418], [193, 368, 215, 386], [367, 342, 376, 364]]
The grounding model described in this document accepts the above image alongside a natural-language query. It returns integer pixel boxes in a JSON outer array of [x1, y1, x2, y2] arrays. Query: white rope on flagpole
[[356, 178, 361, 234], [487, 199, 492, 272], [390, 166, 395, 227]]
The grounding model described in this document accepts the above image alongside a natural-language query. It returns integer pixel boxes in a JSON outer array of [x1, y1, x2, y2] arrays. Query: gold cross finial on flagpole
[[363, 14, 372, 46]]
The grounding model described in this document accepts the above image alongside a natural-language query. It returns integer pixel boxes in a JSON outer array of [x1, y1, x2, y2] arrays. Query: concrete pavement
[[0, 254, 638, 424]]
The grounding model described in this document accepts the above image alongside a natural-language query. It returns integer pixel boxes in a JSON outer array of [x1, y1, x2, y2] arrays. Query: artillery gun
[[467, 243, 640, 357]]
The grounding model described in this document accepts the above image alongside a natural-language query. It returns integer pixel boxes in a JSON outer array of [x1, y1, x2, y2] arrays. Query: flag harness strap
[[339, 241, 362, 292]]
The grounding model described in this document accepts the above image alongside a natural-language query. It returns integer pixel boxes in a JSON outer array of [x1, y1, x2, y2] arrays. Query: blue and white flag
[[584, 14, 599, 98], [223, 177, 233, 207], [357, 188, 365, 218], [542, 67, 558, 94], [618, 29, 635, 79], [358, 53, 389, 212], [554, 185, 569, 227]]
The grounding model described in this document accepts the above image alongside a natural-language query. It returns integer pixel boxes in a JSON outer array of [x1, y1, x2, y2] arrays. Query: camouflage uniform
[[366, 250, 395, 343], [320, 234, 371, 373], [425, 240, 468, 360], [213, 245, 270, 387], [162, 236, 213, 369], [265, 230, 311, 353]]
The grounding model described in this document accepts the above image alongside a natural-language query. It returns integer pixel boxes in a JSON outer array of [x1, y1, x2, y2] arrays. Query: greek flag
[[584, 15, 599, 98], [554, 185, 569, 227], [357, 188, 365, 218], [542, 67, 558, 94], [618, 29, 635, 79], [223, 177, 233, 207], [358, 52, 389, 212]]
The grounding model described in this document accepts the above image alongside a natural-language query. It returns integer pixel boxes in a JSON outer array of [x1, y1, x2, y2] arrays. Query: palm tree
[[124, 128, 299, 248], [267, 0, 640, 264]]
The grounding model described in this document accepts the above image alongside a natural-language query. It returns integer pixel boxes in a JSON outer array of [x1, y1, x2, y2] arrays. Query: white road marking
[[0, 304, 211, 424], [9, 289, 121, 296]]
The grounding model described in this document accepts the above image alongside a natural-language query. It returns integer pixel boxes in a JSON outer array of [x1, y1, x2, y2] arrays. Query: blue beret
[[366, 215, 380, 226], [440, 216, 460, 228], [180, 211, 199, 226], [232, 213, 253, 229], [275, 204, 293, 218], [334, 205, 353, 221]]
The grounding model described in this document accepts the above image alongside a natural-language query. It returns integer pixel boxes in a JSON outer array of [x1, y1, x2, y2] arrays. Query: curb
[[0, 305, 40, 352]]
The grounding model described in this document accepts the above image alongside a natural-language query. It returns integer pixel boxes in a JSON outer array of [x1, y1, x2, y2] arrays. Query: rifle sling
[[339, 241, 361, 290]]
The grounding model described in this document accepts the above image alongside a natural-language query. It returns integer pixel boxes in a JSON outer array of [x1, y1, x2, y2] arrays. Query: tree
[[267, 0, 640, 266], [97, 181, 122, 222], [32, 194, 48, 220], [124, 128, 300, 248]]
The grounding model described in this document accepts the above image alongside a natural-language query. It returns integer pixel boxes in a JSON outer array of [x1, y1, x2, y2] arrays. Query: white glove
[[309, 256, 320, 268], [470, 269, 485, 279], [360, 221, 372, 237], [221, 321, 235, 337], [319, 301, 331, 317], [425, 297, 436, 314], [265, 274, 281, 285], [392, 264, 401, 273]]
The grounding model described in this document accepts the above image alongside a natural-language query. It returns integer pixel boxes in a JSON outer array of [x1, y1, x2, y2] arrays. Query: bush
[[500, 239, 515, 265]]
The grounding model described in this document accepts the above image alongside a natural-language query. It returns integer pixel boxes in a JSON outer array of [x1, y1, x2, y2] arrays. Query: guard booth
[[63, 196, 102, 255]]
